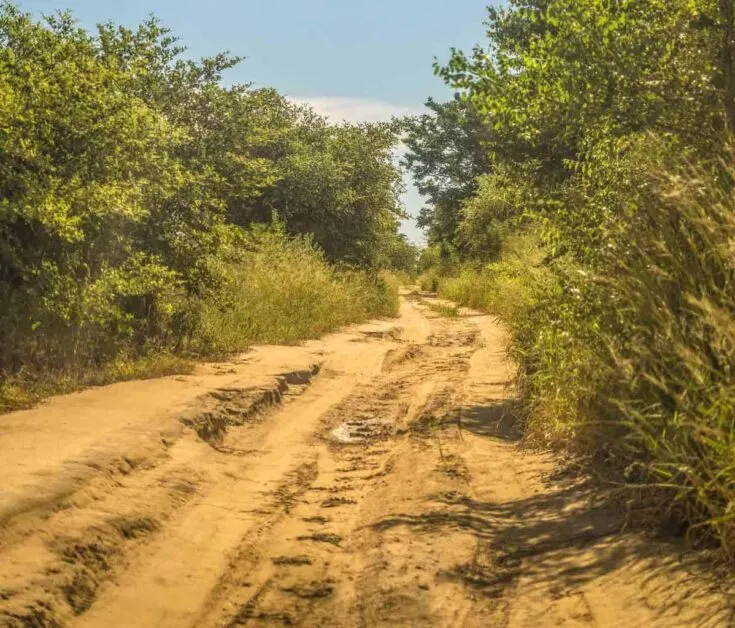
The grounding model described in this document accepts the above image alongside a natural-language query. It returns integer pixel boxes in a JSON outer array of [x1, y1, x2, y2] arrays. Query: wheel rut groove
[[1, 297, 733, 627]]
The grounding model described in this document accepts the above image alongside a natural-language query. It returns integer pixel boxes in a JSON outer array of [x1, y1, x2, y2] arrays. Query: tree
[[0, 5, 185, 370], [401, 97, 491, 255], [255, 116, 406, 267], [439, 0, 723, 170], [431, 0, 727, 266], [0, 3, 407, 380]]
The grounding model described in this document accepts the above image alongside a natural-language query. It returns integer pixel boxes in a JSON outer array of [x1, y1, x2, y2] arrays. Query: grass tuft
[[0, 354, 194, 413], [190, 235, 399, 356], [422, 300, 460, 318]]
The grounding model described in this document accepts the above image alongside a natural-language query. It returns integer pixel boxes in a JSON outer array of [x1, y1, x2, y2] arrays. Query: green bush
[[438, 230, 547, 319], [189, 230, 399, 355], [600, 162, 735, 550], [434, 158, 735, 552], [406, 0, 735, 555], [0, 229, 399, 411]]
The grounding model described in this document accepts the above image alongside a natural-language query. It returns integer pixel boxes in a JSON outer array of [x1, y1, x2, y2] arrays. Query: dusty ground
[[1, 292, 733, 627]]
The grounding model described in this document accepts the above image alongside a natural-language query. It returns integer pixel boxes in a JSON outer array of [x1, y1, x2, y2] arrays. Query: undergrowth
[[417, 299, 460, 318], [191, 232, 400, 355], [0, 231, 399, 413], [0, 7, 408, 413], [404, 0, 735, 560], [0, 354, 194, 413], [428, 162, 735, 554]]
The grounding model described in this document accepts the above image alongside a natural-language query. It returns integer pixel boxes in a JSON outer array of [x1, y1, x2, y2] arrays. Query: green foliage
[[602, 160, 735, 551], [401, 97, 492, 254], [420, 0, 735, 552], [438, 230, 548, 320], [422, 300, 460, 318], [439, 0, 722, 174], [416, 243, 460, 292], [187, 229, 399, 355], [381, 233, 419, 275], [492, 156, 735, 553], [417, 245, 443, 273], [455, 166, 535, 262], [256, 115, 407, 267], [0, 4, 405, 406]]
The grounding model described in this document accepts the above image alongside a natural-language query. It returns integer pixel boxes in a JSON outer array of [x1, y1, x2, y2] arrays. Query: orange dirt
[[1, 293, 732, 627]]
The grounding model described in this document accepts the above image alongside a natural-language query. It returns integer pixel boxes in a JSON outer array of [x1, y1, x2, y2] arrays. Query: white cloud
[[289, 96, 423, 124]]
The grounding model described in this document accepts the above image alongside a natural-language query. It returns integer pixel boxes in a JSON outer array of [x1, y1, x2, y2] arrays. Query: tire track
[[202, 310, 482, 627]]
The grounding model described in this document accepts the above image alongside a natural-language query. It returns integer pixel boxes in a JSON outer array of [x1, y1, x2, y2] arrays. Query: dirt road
[[1, 293, 733, 627]]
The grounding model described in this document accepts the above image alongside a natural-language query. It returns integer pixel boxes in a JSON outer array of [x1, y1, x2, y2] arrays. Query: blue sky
[[22, 0, 496, 243]]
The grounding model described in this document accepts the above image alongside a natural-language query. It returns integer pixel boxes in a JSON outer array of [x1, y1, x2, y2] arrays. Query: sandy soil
[[1, 293, 733, 627]]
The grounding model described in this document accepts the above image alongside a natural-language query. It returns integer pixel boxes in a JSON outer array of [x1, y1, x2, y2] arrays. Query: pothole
[[330, 418, 393, 444]]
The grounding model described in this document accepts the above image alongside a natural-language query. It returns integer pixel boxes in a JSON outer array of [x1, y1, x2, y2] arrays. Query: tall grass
[[0, 354, 195, 412], [430, 165, 735, 553], [437, 231, 548, 321], [192, 234, 399, 355], [601, 164, 735, 551]]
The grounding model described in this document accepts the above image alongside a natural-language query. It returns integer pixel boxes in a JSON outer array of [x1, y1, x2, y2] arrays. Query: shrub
[[599, 162, 735, 551], [438, 230, 548, 321], [0, 5, 406, 411], [189, 231, 399, 356]]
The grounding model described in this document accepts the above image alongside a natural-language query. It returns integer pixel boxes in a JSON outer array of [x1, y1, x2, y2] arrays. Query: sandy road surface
[[1, 292, 733, 627]]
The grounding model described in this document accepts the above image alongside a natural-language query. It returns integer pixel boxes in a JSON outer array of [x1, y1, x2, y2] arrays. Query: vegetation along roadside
[[0, 4, 414, 411], [404, 0, 735, 556]]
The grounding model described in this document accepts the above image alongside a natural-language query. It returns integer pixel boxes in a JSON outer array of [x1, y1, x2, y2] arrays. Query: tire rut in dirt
[[182, 366, 321, 446], [203, 316, 484, 627], [0, 369, 322, 628]]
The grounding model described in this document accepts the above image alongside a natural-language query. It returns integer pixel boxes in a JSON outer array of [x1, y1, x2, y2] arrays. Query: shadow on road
[[455, 396, 522, 442], [371, 398, 735, 626]]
